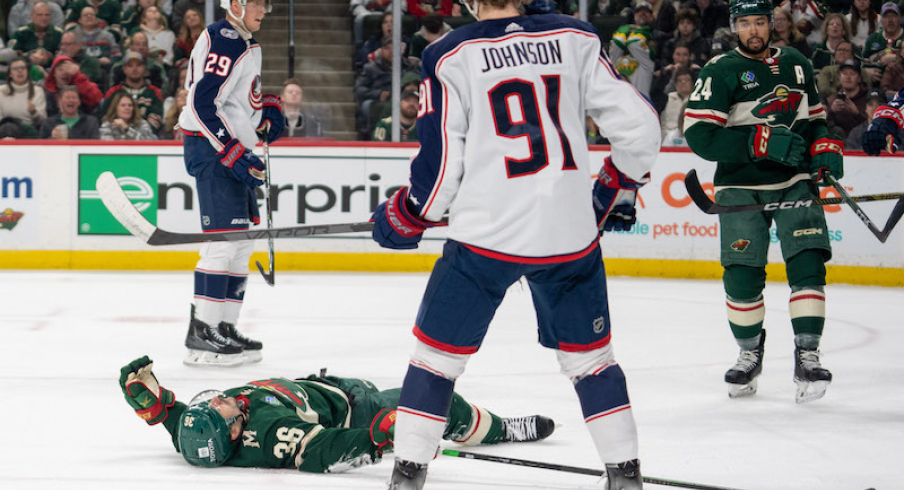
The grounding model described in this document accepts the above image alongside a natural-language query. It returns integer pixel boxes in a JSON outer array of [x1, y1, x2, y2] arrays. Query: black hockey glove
[[219, 139, 266, 187], [257, 93, 284, 143], [749, 125, 806, 168], [862, 105, 904, 156], [592, 157, 649, 234], [808, 137, 844, 182]]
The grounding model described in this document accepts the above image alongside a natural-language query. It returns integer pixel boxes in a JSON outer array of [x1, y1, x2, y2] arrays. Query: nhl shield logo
[[731, 239, 751, 252], [750, 84, 803, 128]]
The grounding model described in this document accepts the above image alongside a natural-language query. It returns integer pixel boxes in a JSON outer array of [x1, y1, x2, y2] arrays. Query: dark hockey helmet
[[729, 0, 774, 32], [177, 391, 242, 468]]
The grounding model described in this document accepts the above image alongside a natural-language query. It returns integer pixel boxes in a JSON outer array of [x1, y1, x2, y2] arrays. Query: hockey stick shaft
[[684, 169, 904, 215], [96, 171, 379, 245], [441, 450, 749, 490], [824, 172, 904, 243], [255, 133, 276, 285]]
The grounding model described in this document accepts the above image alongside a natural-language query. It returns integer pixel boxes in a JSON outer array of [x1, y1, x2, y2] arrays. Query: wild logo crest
[[0, 208, 24, 231], [750, 84, 803, 128]]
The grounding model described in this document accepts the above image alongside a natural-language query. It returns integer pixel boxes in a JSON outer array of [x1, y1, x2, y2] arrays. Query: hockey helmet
[[219, 0, 272, 16], [729, 0, 774, 31], [177, 391, 242, 468]]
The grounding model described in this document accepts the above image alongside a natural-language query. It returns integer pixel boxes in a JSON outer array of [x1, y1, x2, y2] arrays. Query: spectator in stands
[[880, 40, 904, 98], [65, 0, 122, 32], [161, 86, 186, 139], [172, 7, 202, 65], [661, 67, 693, 146], [354, 37, 419, 138], [0, 116, 39, 138], [7, 0, 64, 33], [598, 0, 632, 16], [825, 58, 869, 140], [847, 0, 878, 51], [103, 50, 164, 132], [372, 88, 418, 141], [609, 1, 656, 97], [0, 56, 46, 131], [120, 0, 159, 34], [162, 62, 186, 114], [39, 84, 100, 138], [709, 26, 736, 56], [816, 40, 873, 97], [411, 13, 451, 59], [72, 6, 121, 69], [110, 31, 167, 90], [58, 30, 105, 89], [350, 0, 391, 45], [280, 77, 323, 138], [680, 0, 729, 42], [772, 6, 811, 58], [660, 8, 709, 69], [407, 0, 453, 19], [645, 0, 677, 38], [779, 0, 826, 47], [135, 6, 175, 66], [171, 0, 223, 34], [99, 90, 156, 139], [356, 11, 411, 72], [8, 2, 63, 69], [844, 92, 885, 151], [46, 55, 102, 111], [862, 3, 903, 78], [810, 13, 854, 72]]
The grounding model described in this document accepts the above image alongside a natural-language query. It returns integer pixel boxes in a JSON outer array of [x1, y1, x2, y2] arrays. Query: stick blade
[[255, 260, 275, 286], [95, 171, 157, 243], [684, 169, 719, 214]]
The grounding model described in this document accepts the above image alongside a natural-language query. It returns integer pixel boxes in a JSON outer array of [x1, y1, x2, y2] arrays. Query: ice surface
[[1, 271, 900, 490]]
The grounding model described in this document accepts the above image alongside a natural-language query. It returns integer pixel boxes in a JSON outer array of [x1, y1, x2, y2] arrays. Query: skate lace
[[504, 416, 538, 442], [221, 323, 253, 343], [732, 349, 760, 372], [208, 325, 232, 344], [798, 349, 822, 369]]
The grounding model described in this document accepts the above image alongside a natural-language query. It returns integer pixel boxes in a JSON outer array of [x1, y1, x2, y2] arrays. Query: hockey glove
[[369, 408, 396, 455], [862, 105, 904, 156], [371, 187, 435, 250], [749, 125, 806, 168], [219, 139, 266, 187], [119, 356, 175, 425], [257, 93, 284, 143], [809, 137, 844, 182], [592, 157, 649, 233]]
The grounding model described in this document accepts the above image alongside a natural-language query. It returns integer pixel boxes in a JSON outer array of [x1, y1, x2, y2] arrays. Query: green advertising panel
[[78, 155, 158, 234]]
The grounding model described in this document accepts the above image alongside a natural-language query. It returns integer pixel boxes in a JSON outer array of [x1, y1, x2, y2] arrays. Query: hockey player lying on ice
[[119, 356, 554, 471]]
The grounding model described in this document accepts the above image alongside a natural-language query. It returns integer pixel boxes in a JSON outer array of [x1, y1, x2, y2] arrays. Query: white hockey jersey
[[409, 14, 660, 259], [178, 18, 263, 151]]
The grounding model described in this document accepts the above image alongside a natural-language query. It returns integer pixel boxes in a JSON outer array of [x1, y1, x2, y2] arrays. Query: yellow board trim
[[0, 251, 900, 287]]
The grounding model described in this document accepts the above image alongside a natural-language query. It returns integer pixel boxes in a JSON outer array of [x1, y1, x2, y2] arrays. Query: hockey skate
[[387, 459, 427, 490], [605, 459, 643, 490], [184, 308, 243, 367], [502, 415, 555, 442], [794, 347, 832, 404], [218, 321, 263, 363], [725, 330, 766, 398]]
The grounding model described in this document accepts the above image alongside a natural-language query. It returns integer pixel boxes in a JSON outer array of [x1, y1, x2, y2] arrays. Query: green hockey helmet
[[729, 0, 774, 31], [177, 391, 242, 468]]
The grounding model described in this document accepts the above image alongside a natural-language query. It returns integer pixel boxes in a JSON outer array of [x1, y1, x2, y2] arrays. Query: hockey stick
[[255, 128, 275, 286], [441, 449, 749, 490], [683, 169, 904, 215], [95, 171, 377, 245], [823, 172, 904, 243]]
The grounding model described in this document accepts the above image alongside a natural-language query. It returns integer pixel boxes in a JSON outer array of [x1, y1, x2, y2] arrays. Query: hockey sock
[[574, 364, 638, 463], [395, 364, 455, 464], [786, 250, 827, 344], [723, 265, 766, 342], [222, 273, 248, 324], [193, 267, 228, 325], [444, 394, 505, 445]]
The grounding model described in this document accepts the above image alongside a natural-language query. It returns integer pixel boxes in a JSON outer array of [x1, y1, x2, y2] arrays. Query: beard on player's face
[[737, 31, 771, 56]]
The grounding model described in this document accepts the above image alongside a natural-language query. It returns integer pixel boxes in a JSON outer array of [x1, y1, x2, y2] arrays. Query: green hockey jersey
[[684, 47, 829, 188], [161, 376, 383, 473]]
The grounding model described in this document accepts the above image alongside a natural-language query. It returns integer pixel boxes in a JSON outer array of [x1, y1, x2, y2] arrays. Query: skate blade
[[728, 378, 758, 398], [242, 349, 263, 363], [794, 379, 830, 404], [184, 349, 244, 367]]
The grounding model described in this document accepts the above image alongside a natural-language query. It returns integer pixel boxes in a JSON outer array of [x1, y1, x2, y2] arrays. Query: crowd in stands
[[0, 0, 902, 146]]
